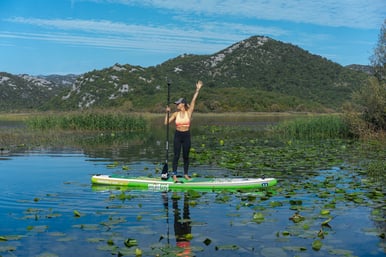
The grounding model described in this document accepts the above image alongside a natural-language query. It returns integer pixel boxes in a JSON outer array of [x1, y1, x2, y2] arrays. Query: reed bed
[[270, 115, 351, 140], [25, 112, 147, 131]]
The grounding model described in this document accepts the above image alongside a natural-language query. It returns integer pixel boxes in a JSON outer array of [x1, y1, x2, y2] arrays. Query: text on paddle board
[[148, 183, 169, 191]]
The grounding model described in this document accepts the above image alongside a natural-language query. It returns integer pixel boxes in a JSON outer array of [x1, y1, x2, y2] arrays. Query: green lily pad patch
[[86, 237, 106, 243], [282, 246, 307, 252], [312, 240, 323, 251], [215, 244, 239, 251], [328, 248, 354, 256]]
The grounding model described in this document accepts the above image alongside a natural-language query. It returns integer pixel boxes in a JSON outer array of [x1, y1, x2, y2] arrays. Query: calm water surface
[[0, 116, 384, 257]]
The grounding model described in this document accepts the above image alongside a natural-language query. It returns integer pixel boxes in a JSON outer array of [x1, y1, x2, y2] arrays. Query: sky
[[0, 0, 385, 75]]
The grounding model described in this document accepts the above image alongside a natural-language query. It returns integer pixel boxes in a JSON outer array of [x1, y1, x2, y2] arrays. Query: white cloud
[[102, 0, 385, 29], [0, 29, 221, 54], [3, 16, 289, 53]]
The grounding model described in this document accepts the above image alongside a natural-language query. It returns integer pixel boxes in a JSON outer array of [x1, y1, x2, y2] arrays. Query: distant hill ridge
[[1, 36, 370, 112], [0, 72, 76, 110]]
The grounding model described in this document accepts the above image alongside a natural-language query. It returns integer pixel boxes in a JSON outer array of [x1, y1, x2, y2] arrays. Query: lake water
[[0, 115, 384, 257]]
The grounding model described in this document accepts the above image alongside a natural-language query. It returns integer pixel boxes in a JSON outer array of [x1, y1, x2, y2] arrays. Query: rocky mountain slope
[[1, 36, 369, 112], [0, 73, 76, 110]]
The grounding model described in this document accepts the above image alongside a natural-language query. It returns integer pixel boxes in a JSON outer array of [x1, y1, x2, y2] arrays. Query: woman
[[165, 80, 203, 182]]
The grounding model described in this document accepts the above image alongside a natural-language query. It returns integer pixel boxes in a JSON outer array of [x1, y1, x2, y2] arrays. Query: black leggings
[[172, 130, 191, 175]]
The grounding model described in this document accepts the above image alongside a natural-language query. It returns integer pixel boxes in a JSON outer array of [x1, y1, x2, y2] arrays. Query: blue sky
[[0, 0, 384, 75]]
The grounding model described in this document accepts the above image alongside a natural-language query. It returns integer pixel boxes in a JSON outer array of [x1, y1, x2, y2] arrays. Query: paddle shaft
[[165, 81, 171, 165]]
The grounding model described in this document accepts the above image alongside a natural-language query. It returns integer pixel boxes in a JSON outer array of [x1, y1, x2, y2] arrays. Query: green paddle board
[[91, 174, 277, 191]]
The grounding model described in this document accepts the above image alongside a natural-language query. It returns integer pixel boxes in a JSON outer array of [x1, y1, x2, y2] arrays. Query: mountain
[[2, 36, 370, 112], [49, 36, 368, 112], [37, 74, 79, 87], [0, 73, 75, 110], [345, 64, 373, 75]]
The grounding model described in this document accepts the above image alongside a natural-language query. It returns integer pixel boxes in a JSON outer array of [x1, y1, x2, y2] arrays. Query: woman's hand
[[166, 106, 171, 112], [196, 80, 203, 91]]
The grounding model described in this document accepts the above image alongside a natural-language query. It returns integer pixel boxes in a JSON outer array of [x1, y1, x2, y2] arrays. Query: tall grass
[[26, 112, 147, 131], [270, 115, 351, 140]]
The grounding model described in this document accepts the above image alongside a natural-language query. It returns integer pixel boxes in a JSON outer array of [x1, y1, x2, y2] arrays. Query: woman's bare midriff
[[176, 127, 190, 132]]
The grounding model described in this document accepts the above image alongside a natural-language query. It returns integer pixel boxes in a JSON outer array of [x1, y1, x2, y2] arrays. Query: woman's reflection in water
[[163, 192, 193, 256]]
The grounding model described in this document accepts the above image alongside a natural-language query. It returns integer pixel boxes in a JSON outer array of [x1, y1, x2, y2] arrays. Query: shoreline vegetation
[[0, 111, 384, 139]]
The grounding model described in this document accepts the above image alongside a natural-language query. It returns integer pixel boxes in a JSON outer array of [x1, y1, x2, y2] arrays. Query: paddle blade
[[161, 163, 169, 180]]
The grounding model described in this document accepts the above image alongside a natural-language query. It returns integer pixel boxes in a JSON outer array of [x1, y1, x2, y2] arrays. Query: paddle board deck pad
[[91, 174, 277, 191]]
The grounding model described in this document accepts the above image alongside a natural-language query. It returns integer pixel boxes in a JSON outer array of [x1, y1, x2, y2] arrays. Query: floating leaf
[[328, 248, 354, 255], [281, 231, 290, 236], [107, 161, 119, 168], [27, 225, 48, 233], [87, 237, 105, 243], [289, 199, 302, 205], [215, 244, 239, 251], [320, 209, 330, 215], [321, 217, 332, 227], [317, 229, 325, 239], [261, 247, 287, 257], [252, 212, 264, 223], [312, 240, 323, 251], [48, 232, 66, 237], [283, 246, 307, 252], [73, 224, 100, 231], [135, 248, 142, 256], [56, 237, 75, 242], [124, 238, 138, 248], [73, 210, 81, 217], [289, 212, 305, 223], [270, 201, 283, 207]]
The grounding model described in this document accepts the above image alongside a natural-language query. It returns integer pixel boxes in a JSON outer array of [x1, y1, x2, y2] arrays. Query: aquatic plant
[[268, 115, 352, 140], [25, 112, 147, 131]]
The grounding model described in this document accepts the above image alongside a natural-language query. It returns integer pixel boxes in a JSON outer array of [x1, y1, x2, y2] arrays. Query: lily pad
[[289, 212, 305, 223], [312, 240, 323, 251], [252, 212, 265, 223], [270, 201, 283, 207], [261, 247, 287, 257], [283, 246, 307, 252], [321, 217, 332, 226], [73, 210, 82, 217], [328, 248, 354, 256], [87, 237, 106, 243], [124, 238, 138, 248], [215, 244, 239, 251]]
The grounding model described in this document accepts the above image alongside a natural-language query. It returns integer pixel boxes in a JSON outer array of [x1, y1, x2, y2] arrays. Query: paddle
[[161, 81, 171, 179]]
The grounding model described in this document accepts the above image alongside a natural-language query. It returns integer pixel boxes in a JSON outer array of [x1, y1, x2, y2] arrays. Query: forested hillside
[[1, 36, 369, 112], [0, 72, 73, 110], [49, 36, 368, 112]]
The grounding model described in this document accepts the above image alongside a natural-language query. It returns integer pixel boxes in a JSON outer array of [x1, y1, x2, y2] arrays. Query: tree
[[349, 19, 386, 132], [370, 19, 386, 82], [353, 77, 386, 130]]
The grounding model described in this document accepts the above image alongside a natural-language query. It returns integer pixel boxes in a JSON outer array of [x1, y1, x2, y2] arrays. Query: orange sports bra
[[175, 112, 191, 128]]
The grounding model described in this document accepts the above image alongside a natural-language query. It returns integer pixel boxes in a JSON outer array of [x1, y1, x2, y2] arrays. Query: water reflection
[[163, 192, 193, 256]]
